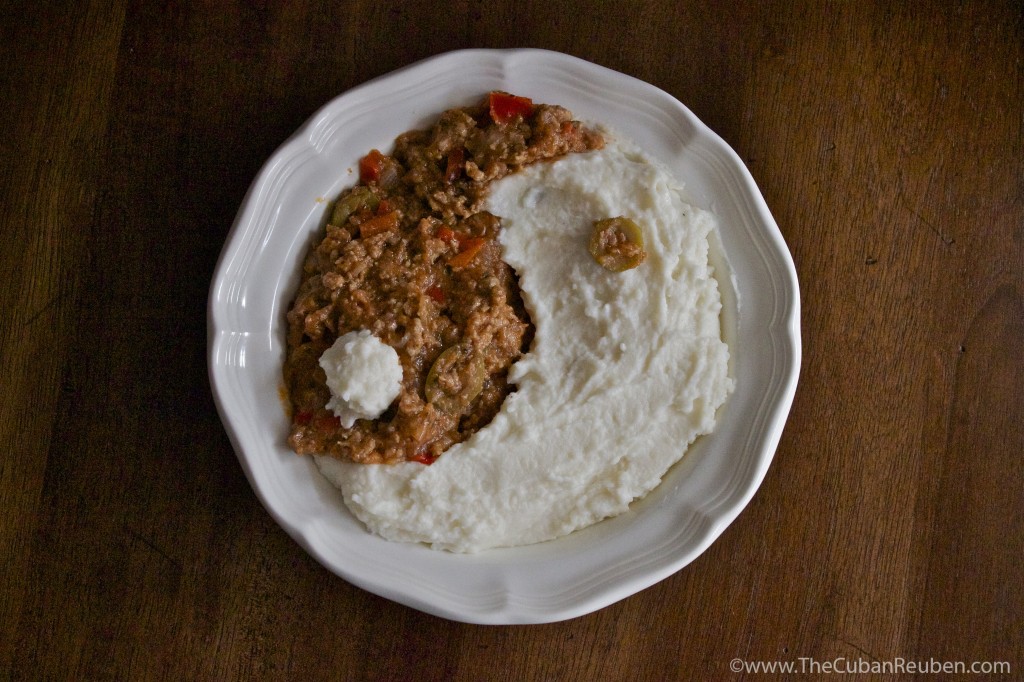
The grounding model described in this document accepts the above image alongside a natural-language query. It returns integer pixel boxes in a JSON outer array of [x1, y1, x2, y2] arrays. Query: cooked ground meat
[[284, 92, 604, 464]]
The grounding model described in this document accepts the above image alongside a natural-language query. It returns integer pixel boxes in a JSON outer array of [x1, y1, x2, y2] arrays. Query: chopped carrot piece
[[359, 210, 400, 237], [448, 237, 487, 267]]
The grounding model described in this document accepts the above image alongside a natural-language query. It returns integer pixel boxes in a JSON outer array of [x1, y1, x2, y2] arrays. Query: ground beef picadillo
[[284, 92, 604, 464]]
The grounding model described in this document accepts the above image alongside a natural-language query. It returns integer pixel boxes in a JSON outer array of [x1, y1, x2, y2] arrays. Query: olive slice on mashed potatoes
[[589, 216, 647, 272], [424, 345, 486, 415]]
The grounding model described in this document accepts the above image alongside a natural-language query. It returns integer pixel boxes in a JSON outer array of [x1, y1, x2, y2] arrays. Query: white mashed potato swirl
[[319, 330, 403, 428], [316, 135, 734, 553]]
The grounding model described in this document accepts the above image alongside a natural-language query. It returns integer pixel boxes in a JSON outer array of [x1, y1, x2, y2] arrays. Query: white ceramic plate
[[208, 48, 800, 624]]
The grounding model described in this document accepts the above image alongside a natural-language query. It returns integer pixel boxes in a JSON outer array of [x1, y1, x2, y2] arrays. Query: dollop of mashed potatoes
[[320, 330, 403, 428], [316, 136, 734, 552]]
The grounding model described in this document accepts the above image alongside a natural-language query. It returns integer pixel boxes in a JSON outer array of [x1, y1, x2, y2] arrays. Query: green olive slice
[[424, 345, 486, 414], [331, 186, 379, 226], [588, 216, 647, 272]]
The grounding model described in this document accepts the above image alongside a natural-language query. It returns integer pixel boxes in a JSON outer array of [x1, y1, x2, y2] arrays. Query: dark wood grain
[[2, 1, 1021, 679]]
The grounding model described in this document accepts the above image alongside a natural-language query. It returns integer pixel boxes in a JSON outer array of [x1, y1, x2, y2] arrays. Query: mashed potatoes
[[316, 135, 734, 552], [320, 330, 403, 428]]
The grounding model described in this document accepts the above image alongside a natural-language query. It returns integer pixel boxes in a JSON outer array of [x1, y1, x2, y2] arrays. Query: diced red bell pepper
[[425, 285, 446, 303], [488, 91, 534, 124], [411, 451, 437, 465], [438, 225, 479, 245], [359, 149, 386, 184]]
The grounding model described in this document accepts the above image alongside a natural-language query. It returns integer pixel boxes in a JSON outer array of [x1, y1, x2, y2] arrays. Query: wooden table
[[3, 2, 1021, 679]]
